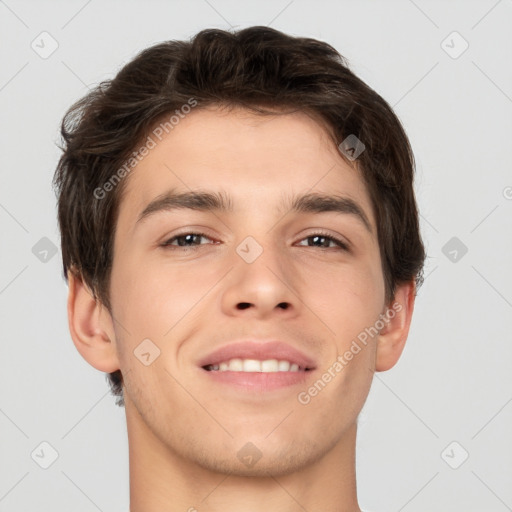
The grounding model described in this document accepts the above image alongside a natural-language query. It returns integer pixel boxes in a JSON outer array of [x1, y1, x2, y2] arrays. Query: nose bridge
[[220, 231, 299, 316]]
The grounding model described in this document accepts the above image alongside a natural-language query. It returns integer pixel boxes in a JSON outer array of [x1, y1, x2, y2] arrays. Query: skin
[[67, 106, 415, 512]]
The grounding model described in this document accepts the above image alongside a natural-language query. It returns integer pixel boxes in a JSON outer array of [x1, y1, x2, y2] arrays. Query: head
[[53, 26, 425, 476]]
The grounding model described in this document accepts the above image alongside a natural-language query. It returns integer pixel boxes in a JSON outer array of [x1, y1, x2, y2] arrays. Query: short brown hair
[[53, 26, 426, 406]]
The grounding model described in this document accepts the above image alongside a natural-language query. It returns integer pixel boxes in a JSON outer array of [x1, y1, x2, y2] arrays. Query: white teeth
[[243, 359, 261, 372], [261, 359, 279, 372], [207, 358, 304, 372], [278, 360, 290, 371], [228, 358, 243, 371]]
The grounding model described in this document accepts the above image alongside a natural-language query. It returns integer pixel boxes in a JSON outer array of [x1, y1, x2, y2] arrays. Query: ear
[[67, 271, 120, 373], [375, 281, 416, 372]]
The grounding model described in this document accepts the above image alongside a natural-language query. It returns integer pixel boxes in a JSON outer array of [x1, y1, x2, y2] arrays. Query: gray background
[[1, 0, 511, 511]]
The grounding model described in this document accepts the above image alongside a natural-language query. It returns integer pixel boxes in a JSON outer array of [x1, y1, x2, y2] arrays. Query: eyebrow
[[136, 189, 372, 233]]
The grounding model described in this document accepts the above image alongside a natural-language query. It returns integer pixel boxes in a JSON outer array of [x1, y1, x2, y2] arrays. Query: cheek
[[110, 253, 221, 340], [301, 257, 385, 338]]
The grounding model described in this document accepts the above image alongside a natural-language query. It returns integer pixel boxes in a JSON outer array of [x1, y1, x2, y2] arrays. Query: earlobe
[[375, 281, 416, 372], [67, 271, 120, 373]]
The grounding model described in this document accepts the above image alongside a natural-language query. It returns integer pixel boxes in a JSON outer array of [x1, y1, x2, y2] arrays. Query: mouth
[[197, 340, 317, 392], [198, 340, 317, 371]]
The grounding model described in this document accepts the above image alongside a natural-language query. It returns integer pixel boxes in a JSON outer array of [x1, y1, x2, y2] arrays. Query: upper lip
[[197, 340, 317, 369]]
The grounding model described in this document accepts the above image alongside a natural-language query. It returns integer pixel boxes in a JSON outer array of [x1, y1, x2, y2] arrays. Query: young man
[[53, 26, 425, 512]]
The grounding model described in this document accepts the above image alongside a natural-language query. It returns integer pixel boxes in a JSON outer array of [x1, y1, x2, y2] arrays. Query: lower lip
[[200, 368, 314, 391]]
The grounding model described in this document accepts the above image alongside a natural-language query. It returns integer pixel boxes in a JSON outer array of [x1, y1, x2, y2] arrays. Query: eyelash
[[161, 231, 350, 252]]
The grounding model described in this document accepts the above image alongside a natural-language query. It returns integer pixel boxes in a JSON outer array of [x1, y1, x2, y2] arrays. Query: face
[[108, 106, 387, 476]]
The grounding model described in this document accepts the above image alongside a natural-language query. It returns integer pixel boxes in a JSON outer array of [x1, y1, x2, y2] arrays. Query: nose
[[220, 240, 300, 320]]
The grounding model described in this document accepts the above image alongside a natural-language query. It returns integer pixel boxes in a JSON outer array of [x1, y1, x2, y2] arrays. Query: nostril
[[235, 302, 290, 310]]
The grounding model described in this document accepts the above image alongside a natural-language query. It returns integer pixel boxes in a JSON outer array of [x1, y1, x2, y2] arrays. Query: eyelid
[[161, 231, 216, 247], [296, 230, 351, 251]]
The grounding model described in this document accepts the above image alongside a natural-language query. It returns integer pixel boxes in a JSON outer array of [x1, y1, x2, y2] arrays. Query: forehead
[[118, 106, 374, 227]]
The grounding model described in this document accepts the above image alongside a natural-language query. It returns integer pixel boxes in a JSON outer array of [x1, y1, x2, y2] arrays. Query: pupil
[[311, 235, 326, 247], [179, 234, 197, 246]]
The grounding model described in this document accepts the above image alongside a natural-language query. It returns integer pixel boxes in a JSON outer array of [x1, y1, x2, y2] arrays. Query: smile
[[203, 358, 313, 372]]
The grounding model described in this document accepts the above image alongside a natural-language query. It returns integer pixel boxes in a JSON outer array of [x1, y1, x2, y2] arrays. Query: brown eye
[[162, 233, 213, 248], [297, 233, 349, 251]]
